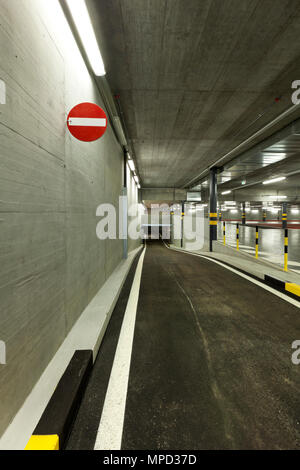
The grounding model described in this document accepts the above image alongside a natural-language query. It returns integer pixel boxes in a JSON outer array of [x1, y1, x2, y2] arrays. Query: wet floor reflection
[[217, 222, 300, 272]]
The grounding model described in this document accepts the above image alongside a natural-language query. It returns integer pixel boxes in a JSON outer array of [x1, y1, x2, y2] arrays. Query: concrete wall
[[141, 188, 187, 203], [0, 0, 134, 436]]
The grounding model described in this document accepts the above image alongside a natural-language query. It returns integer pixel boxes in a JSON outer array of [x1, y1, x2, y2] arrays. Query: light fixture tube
[[221, 190, 232, 195], [262, 176, 286, 185], [128, 159, 135, 172], [66, 0, 106, 76]]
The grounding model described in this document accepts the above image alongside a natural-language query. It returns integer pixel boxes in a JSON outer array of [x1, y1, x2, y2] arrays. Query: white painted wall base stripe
[[68, 117, 106, 127], [94, 247, 146, 450]]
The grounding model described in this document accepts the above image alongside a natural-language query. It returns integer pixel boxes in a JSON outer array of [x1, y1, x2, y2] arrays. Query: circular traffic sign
[[67, 102, 107, 142]]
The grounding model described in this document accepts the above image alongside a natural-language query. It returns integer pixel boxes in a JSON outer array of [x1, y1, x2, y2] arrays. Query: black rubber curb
[[264, 275, 300, 301], [264, 275, 286, 292], [24, 249, 144, 451], [25, 350, 93, 450]]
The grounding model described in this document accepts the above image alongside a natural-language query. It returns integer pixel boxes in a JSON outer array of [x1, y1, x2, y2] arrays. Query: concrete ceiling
[[87, 0, 300, 188]]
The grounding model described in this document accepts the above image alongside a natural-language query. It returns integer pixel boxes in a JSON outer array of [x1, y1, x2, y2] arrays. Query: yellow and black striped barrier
[[25, 350, 93, 450], [255, 226, 259, 259], [286, 283, 300, 296], [209, 212, 218, 226], [25, 435, 59, 451], [236, 223, 239, 251], [219, 211, 222, 221], [242, 212, 246, 225], [284, 228, 288, 272], [265, 275, 300, 298], [223, 221, 225, 245]]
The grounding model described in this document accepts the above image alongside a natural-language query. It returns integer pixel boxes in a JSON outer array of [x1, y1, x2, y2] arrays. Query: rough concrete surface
[[0, 0, 139, 436], [87, 0, 300, 187], [122, 241, 300, 449]]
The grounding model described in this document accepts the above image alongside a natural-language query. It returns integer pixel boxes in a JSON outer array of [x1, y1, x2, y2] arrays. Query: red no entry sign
[[67, 102, 107, 142]]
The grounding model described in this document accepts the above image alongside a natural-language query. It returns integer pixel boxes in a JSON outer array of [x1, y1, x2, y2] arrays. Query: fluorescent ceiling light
[[128, 159, 135, 172], [262, 176, 286, 185], [262, 195, 287, 200], [134, 175, 139, 184], [230, 209, 237, 213], [221, 190, 231, 195], [137, 184, 141, 189], [66, 0, 106, 76], [263, 153, 286, 158]]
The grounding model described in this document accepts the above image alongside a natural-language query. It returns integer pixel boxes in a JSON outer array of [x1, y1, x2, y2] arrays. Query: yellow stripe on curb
[[25, 435, 59, 450], [285, 283, 300, 297]]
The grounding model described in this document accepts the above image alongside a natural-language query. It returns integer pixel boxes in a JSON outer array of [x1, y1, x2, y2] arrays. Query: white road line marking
[[94, 247, 146, 450], [68, 117, 106, 127], [163, 242, 300, 309]]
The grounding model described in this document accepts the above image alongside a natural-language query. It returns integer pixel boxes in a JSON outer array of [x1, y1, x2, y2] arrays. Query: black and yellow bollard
[[284, 228, 288, 272], [209, 167, 217, 252], [236, 223, 239, 251], [219, 211, 222, 221], [181, 202, 185, 248], [282, 211, 287, 228], [209, 212, 218, 251], [263, 211, 266, 222], [255, 225, 258, 259], [242, 202, 246, 225], [223, 221, 226, 245]]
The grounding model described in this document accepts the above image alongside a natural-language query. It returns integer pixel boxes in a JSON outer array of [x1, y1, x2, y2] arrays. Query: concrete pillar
[[282, 202, 287, 229], [209, 168, 217, 252], [242, 202, 246, 225]]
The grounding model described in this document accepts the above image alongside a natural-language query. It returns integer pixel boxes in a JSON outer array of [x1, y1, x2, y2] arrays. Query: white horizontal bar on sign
[[68, 117, 106, 127]]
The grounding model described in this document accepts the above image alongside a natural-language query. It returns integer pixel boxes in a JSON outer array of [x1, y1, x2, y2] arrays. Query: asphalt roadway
[[67, 241, 300, 450]]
